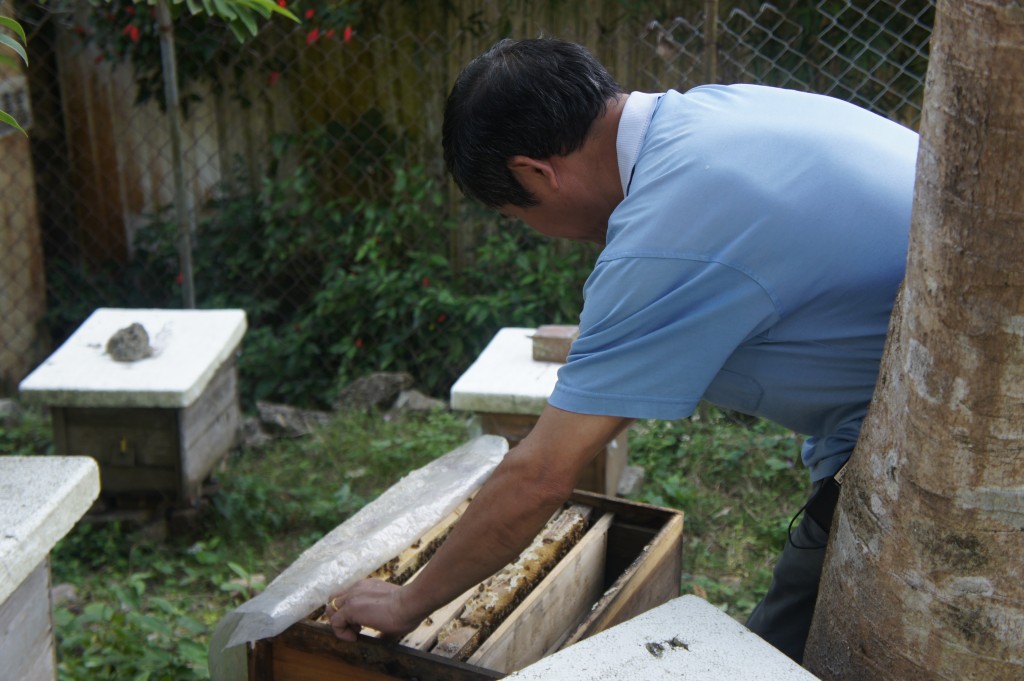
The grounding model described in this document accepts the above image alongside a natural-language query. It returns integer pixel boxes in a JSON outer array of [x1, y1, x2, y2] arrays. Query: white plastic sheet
[[209, 435, 508, 680]]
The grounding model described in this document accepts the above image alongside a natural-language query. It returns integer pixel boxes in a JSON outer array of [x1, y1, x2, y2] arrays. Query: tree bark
[[804, 1, 1024, 679]]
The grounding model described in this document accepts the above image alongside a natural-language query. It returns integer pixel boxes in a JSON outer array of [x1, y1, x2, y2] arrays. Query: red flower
[[421, 277, 430, 287], [277, 0, 287, 6], [306, 27, 320, 45], [326, 28, 335, 38], [268, 71, 281, 86], [343, 25, 354, 42], [122, 24, 140, 43], [304, 8, 315, 19], [354, 338, 364, 348]]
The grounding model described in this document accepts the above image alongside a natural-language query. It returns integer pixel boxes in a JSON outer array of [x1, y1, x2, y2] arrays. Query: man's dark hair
[[442, 38, 623, 208]]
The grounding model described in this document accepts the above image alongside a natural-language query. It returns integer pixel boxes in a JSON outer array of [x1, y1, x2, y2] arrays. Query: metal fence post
[[704, 0, 719, 83], [156, 0, 195, 309]]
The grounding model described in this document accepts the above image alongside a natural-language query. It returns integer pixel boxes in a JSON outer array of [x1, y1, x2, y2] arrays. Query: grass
[[1, 402, 808, 680], [625, 410, 808, 615]]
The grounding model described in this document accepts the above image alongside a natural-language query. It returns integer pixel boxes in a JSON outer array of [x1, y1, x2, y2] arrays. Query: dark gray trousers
[[745, 476, 841, 664]]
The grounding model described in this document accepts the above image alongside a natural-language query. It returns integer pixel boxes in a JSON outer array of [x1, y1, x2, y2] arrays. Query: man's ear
[[508, 156, 559, 195]]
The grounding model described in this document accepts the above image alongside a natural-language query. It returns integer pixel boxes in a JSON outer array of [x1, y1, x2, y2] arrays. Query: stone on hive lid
[[530, 325, 579, 363], [105, 322, 154, 362]]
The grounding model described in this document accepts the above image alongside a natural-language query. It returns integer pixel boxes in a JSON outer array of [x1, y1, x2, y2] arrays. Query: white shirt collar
[[616, 92, 662, 196]]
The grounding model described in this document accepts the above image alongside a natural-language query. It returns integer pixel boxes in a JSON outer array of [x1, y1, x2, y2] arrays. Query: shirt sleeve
[[548, 254, 779, 420]]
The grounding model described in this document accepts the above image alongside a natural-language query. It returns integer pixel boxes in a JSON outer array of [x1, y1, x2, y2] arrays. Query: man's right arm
[[326, 405, 631, 640]]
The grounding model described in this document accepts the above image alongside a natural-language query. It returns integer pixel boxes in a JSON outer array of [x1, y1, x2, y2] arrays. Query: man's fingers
[[326, 590, 357, 639], [329, 609, 359, 641], [333, 622, 359, 642]]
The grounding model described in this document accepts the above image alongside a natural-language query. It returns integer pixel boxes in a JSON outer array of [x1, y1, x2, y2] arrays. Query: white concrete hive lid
[[18, 308, 248, 409], [449, 327, 562, 416], [508, 595, 820, 680], [0, 456, 100, 604]]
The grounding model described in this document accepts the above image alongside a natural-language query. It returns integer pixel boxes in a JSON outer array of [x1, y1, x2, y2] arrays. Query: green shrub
[[0, 405, 53, 456], [104, 145, 595, 409]]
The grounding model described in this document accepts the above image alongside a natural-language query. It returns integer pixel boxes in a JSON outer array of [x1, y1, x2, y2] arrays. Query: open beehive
[[248, 490, 683, 680]]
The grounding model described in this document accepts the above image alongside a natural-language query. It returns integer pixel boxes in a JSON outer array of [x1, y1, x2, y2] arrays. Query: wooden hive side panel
[[562, 512, 684, 646], [179, 359, 241, 501], [0, 559, 57, 681], [54, 405, 180, 494]]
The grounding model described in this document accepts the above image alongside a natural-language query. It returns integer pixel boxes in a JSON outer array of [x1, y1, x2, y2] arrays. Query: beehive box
[[247, 489, 683, 680], [18, 308, 247, 505]]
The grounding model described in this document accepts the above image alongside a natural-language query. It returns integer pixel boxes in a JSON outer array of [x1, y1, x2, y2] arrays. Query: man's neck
[[574, 94, 629, 220]]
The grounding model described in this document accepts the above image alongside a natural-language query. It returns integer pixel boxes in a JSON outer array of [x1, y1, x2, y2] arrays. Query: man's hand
[[325, 579, 423, 642]]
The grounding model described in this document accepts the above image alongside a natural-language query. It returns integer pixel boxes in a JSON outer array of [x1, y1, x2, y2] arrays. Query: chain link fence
[[1, 0, 934, 407]]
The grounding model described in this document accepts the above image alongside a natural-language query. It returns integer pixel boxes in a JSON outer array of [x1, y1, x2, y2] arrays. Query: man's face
[[499, 199, 608, 245]]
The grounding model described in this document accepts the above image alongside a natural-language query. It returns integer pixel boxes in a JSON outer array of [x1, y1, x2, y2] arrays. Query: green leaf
[[149, 596, 178, 614], [211, 0, 237, 21], [227, 561, 249, 579], [0, 16, 26, 45], [227, 20, 247, 42], [177, 639, 209, 666], [179, 0, 299, 28], [0, 110, 26, 136], [132, 613, 174, 636], [236, 9, 258, 39], [234, 0, 273, 19], [232, 0, 296, 21], [0, 32, 28, 67]]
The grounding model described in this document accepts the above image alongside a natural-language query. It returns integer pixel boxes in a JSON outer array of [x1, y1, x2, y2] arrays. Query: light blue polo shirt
[[548, 85, 919, 481]]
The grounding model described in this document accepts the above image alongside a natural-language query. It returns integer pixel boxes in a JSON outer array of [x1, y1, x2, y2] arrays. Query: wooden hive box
[[247, 490, 684, 680], [18, 308, 247, 505]]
